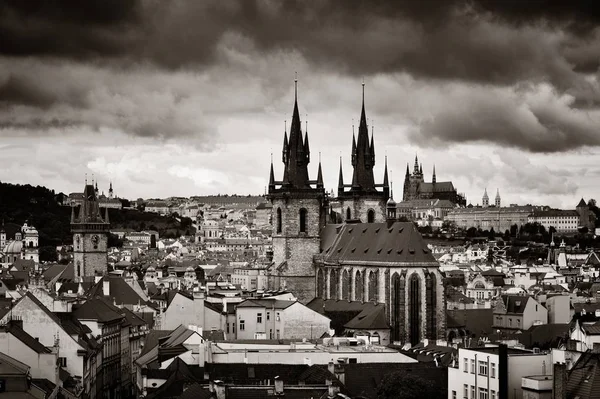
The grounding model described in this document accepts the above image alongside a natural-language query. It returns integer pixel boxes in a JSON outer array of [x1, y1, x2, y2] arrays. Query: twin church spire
[[339, 82, 389, 198], [269, 78, 323, 193], [269, 78, 387, 199]]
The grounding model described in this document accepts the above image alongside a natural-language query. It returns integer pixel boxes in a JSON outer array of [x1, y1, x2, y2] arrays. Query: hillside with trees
[[0, 181, 195, 262]]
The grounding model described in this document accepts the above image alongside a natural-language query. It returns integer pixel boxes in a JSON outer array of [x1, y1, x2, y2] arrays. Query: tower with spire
[[337, 82, 389, 223], [482, 189, 489, 208], [267, 77, 328, 303], [109, 181, 114, 199], [495, 189, 501, 207], [71, 182, 110, 281]]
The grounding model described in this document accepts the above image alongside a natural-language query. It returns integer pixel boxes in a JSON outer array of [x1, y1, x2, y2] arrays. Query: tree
[[588, 199, 597, 207], [466, 227, 478, 237], [377, 370, 445, 399], [510, 224, 518, 237], [39, 246, 58, 262]]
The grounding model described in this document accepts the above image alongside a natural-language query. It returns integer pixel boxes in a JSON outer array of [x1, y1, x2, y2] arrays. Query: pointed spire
[[370, 123, 375, 165], [304, 116, 310, 163], [338, 156, 344, 195], [405, 163, 410, 176], [269, 153, 275, 191], [419, 163, 423, 175], [317, 154, 324, 189], [414, 154, 419, 174], [351, 126, 357, 166], [280, 76, 310, 188], [383, 155, 389, 187], [432, 164, 436, 184]]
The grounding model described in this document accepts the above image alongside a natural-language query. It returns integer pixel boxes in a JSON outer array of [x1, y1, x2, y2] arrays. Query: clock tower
[[71, 182, 110, 281]]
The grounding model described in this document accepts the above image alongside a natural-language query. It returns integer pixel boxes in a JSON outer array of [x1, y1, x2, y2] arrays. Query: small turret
[[432, 165, 436, 184], [386, 182, 397, 223]]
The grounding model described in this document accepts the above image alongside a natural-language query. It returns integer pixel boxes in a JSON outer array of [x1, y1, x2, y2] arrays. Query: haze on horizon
[[1, 0, 600, 208]]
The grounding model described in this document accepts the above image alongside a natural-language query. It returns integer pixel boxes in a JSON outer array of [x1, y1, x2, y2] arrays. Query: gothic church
[[268, 81, 446, 345]]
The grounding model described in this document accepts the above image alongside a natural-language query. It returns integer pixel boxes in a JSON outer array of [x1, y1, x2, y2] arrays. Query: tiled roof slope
[[319, 222, 438, 265], [566, 352, 600, 399]]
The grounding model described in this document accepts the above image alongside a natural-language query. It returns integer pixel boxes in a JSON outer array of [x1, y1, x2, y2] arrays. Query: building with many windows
[[447, 345, 552, 399], [445, 205, 536, 233]]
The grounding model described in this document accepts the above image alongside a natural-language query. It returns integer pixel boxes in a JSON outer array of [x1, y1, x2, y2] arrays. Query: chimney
[[214, 380, 226, 399], [328, 360, 335, 375], [335, 362, 345, 385], [328, 383, 340, 398], [103, 279, 110, 297], [553, 363, 567, 399], [274, 376, 284, 395]]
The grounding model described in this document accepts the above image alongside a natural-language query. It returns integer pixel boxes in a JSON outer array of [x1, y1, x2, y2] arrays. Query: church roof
[[578, 198, 587, 207], [318, 222, 438, 266], [418, 181, 455, 193]]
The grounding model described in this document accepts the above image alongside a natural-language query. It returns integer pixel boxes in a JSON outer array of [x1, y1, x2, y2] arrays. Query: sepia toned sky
[[1, 0, 600, 207]]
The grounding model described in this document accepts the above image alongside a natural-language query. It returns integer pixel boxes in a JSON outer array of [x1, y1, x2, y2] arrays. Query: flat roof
[[464, 346, 536, 355]]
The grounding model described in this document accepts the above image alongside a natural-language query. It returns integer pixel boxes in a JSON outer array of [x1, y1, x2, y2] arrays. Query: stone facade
[[316, 264, 445, 345], [315, 221, 446, 345], [71, 183, 110, 280], [270, 194, 327, 303], [338, 197, 387, 223]]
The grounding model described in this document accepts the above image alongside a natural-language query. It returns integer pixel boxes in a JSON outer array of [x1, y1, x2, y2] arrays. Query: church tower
[[482, 188, 489, 208], [337, 82, 389, 223], [267, 79, 328, 303], [495, 189, 501, 207], [109, 181, 114, 199], [71, 182, 110, 281]]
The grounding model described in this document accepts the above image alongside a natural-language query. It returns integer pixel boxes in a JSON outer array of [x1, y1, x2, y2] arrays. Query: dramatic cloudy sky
[[1, 0, 600, 207]]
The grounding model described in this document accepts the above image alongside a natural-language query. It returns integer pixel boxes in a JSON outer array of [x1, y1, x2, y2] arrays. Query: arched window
[[299, 209, 307, 233], [346, 207, 351, 220], [29, 241, 33, 248], [276, 208, 282, 234], [409, 274, 421, 345], [367, 209, 375, 223]]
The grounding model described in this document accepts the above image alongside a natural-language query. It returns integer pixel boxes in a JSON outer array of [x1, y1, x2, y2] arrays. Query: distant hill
[[0, 181, 195, 260]]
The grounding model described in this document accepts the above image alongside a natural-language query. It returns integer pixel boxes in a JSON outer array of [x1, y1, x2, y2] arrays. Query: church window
[[346, 207, 351, 220], [367, 209, 375, 223], [299, 209, 307, 233], [409, 274, 421, 345], [276, 208, 282, 233]]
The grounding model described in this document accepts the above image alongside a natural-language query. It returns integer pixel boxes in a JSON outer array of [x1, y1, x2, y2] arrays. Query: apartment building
[[448, 345, 552, 399]]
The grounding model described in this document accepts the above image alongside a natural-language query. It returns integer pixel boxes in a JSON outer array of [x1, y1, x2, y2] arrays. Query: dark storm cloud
[[2, 0, 599, 78], [2, 0, 600, 152]]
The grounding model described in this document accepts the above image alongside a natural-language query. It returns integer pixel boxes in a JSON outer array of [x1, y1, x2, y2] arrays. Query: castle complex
[[267, 81, 445, 344], [403, 156, 466, 206]]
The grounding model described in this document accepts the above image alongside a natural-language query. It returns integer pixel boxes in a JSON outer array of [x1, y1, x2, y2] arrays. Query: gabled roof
[[344, 304, 390, 330], [418, 181, 455, 193], [0, 351, 30, 375], [236, 299, 295, 310], [0, 321, 51, 354], [500, 295, 532, 314], [319, 222, 438, 266], [566, 351, 600, 399], [73, 297, 124, 323], [86, 275, 147, 307]]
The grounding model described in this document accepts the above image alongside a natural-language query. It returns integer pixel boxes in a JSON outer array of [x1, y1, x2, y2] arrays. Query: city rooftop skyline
[[1, 1, 600, 208]]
